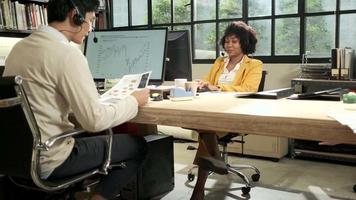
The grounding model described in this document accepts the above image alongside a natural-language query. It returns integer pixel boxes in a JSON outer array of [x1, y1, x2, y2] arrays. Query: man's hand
[[131, 88, 150, 106]]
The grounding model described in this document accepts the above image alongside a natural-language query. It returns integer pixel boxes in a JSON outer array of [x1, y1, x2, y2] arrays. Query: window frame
[[110, 0, 356, 64]]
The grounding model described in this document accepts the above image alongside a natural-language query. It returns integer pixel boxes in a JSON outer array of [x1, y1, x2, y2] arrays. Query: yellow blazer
[[203, 55, 263, 92]]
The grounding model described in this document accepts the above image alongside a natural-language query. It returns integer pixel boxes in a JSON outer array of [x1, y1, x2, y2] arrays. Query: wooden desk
[[130, 94, 356, 145]]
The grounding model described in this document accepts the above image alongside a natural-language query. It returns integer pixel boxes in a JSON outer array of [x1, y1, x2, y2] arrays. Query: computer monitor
[[165, 30, 192, 81], [0, 36, 23, 67], [84, 28, 168, 83]]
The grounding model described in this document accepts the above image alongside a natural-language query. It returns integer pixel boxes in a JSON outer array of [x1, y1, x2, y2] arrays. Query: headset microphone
[[69, 0, 85, 26], [92, 29, 98, 43]]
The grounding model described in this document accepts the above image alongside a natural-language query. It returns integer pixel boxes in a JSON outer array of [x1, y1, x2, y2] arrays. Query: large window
[[219, 0, 242, 19], [305, 15, 335, 57], [305, 0, 335, 13], [132, 0, 148, 26], [152, 0, 171, 24], [173, 0, 191, 23], [112, 0, 356, 63], [112, 0, 128, 27], [339, 14, 356, 51], [194, 23, 216, 59], [248, 0, 272, 17], [249, 20, 272, 56], [275, 18, 300, 55]]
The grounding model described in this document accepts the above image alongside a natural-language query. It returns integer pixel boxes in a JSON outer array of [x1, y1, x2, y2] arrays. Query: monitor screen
[[165, 30, 192, 81], [84, 28, 167, 83], [0, 37, 23, 66]]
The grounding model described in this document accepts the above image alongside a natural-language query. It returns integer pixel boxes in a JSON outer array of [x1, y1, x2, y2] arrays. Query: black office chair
[[187, 70, 267, 195], [0, 76, 124, 199]]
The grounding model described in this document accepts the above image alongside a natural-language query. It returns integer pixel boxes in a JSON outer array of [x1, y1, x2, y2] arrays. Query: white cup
[[185, 81, 198, 97], [174, 78, 187, 89]]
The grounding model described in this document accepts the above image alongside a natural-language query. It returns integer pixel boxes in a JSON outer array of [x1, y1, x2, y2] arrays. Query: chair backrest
[[0, 76, 41, 179], [257, 70, 267, 92], [0, 76, 117, 193]]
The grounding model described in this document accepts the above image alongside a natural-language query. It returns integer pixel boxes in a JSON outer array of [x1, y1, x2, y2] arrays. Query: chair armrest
[[40, 129, 86, 151], [40, 128, 114, 174], [100, 128, 113, 175]]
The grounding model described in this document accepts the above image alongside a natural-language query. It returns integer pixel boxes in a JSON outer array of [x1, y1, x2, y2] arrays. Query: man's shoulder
[[31, 31, 81, 53]]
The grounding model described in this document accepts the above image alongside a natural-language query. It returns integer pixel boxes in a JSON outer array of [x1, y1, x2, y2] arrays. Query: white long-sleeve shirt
[[4, 25, 139, 178]]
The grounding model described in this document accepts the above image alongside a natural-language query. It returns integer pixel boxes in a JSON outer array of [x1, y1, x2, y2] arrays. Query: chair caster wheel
[[187, 173, 195, 182], [353, 184, 356, 192], [251, 174, 260, 182], [241, 187, 250, 195]]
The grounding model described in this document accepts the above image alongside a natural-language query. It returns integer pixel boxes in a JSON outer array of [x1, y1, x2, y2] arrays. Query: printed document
[[100, 71, 151, 104]]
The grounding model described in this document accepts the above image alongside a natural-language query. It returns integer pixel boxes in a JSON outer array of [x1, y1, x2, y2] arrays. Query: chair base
[[186, 132, 261, 195], [198, 156, 228, 175], [187, 163, 260, 195]]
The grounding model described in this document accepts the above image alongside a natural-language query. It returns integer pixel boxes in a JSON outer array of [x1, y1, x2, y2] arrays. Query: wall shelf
[[0, 30, 31, 37], [16, 0, 49, 3]]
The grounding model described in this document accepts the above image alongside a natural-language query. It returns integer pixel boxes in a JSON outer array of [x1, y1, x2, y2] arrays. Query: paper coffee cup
[[174, 78, 187, 89]]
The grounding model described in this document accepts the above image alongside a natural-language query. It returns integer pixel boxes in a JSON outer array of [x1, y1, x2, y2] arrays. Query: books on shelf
[[0, 0, 48, 31], [1, 0, 108, 31], [331, 47, 355, 80]]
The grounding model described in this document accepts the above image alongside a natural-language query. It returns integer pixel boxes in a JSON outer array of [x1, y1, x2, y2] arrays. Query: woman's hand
[[197, 80, 209, 89], [198, 81, 220, 91], [207, 84, 220, 91]]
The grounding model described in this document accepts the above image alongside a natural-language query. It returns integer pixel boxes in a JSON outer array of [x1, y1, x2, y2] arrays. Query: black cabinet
[[290, 78, 356, 163]]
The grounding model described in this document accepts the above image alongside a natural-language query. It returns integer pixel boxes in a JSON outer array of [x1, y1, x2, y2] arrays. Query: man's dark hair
[[220, 21, 258, 55], [47, 0, 99, 23]]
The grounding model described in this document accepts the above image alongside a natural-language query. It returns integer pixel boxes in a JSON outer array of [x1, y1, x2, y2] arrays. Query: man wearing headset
[[4, 0, 150, 199]]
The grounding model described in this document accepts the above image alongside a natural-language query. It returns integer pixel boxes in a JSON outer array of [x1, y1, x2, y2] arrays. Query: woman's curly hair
[[220, 21, 258, 54]]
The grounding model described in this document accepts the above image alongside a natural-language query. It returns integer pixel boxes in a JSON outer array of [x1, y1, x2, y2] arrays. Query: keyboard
[[197, 86, 211, 93]]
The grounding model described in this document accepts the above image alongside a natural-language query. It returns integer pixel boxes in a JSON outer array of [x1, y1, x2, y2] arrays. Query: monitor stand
[[149, 80, 163, 86]]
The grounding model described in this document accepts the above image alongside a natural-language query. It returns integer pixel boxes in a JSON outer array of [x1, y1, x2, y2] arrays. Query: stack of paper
[[328, 108, 356, 134]]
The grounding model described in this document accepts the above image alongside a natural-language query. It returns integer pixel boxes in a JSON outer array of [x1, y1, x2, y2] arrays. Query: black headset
[[69, 0, 84, 26], [68, 0, 98, 43]]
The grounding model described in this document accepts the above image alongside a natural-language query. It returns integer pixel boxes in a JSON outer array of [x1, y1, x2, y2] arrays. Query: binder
[[287, 87, 342, 101], [237, 88, 294, 99]]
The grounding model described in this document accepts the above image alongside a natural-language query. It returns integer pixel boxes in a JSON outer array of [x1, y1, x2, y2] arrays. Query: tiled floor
[[162, 142, 356, 200]]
